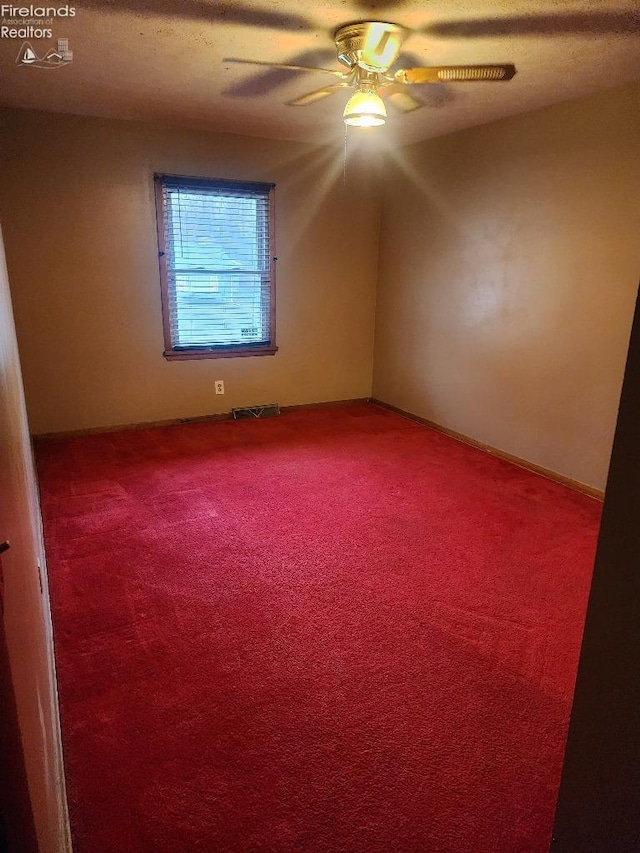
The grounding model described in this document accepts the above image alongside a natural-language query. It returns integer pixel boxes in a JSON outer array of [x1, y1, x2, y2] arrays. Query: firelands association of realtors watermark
[[1, 4, 75, 68]]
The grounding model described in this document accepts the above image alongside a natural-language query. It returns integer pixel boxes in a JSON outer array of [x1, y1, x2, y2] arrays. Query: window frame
[[154, 173, 278, 361]]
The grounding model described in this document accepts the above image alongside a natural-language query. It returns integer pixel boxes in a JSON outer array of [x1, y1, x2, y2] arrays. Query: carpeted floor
[[36, 403, 601, 853]]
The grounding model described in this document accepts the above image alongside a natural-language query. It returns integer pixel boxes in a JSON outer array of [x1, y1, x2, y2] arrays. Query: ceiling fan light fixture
[[343, 87, 387, 127]]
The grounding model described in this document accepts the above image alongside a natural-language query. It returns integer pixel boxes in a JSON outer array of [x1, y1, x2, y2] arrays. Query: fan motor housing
[[334, 21, 404, 70]]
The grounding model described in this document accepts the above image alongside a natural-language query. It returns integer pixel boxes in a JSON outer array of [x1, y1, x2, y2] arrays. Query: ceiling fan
[[225, 21, 516, 127]]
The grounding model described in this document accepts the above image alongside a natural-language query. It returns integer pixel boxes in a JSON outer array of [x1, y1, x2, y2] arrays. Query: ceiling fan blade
[[360, 22, 408, 71], [224, 58, 348, 78], [286, 84, 349, 107], [380, 88, 423, 114], [396, 64, 516, 84]]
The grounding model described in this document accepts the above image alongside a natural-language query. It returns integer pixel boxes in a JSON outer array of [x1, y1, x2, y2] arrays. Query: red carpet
[[36, 404, 601, 852]]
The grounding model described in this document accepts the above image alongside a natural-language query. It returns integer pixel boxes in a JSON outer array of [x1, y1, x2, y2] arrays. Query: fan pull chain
[[343, 123, 348, 185]]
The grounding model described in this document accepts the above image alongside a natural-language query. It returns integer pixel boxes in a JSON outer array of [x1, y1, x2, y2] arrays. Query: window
[[154, 174, 277, 360]]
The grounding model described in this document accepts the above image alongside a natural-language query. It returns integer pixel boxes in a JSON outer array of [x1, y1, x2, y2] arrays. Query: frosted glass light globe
[[343, 88, 386, 127]]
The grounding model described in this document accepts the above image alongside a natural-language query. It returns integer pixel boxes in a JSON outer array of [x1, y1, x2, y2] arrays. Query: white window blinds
[[156, 175, 275, 353]]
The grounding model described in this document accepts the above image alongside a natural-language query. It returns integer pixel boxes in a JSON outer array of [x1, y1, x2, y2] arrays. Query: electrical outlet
[[215, 380, 225, 395]]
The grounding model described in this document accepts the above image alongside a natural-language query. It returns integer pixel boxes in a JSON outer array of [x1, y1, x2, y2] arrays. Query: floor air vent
[[232, 404, 281, 420]]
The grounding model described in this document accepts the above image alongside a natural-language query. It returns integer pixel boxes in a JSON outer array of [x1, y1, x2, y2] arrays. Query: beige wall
[[2, 85, 639, 489], [373, 83, 640, 491], [0, 222, 70, 851], [0, 108, 380, 434]]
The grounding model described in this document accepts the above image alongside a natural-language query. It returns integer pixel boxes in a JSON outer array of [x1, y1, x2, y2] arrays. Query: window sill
[[163, 345, 278, 361]]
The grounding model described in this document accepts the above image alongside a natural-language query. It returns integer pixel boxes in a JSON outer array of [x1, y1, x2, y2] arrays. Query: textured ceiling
[[0, 0, 638, 146]]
